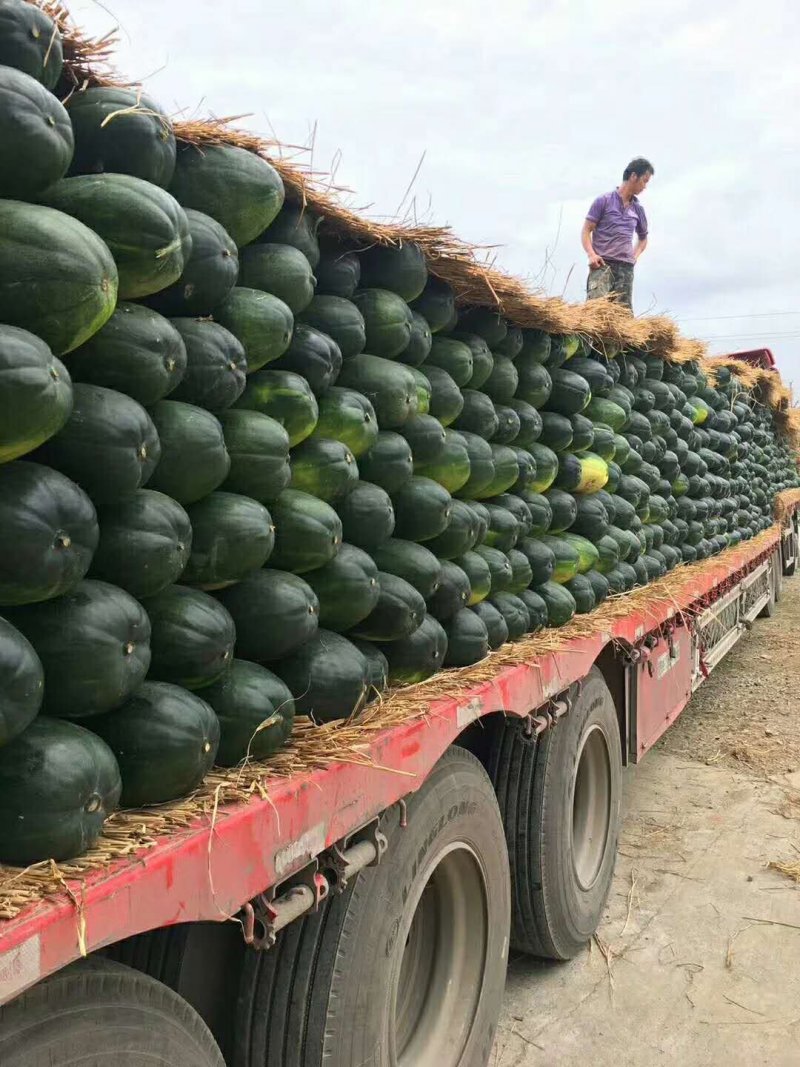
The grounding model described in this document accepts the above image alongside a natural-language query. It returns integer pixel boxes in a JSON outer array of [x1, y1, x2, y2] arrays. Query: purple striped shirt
[[586, 190, 648, 265]]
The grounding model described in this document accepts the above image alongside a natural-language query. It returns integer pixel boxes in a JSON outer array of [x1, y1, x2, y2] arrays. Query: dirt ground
[[494, 574, 800, 1065]]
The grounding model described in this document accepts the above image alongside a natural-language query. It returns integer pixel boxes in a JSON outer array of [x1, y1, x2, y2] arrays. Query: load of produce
[[0, 0, 797, 865]]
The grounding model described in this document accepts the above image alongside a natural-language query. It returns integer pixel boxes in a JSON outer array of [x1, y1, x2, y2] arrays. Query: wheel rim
[[392, 843, 488, 1067], [571, 724, 612, 890]]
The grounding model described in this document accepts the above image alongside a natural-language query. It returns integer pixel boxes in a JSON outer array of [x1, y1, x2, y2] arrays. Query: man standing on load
[[582, 157, 654, 311]]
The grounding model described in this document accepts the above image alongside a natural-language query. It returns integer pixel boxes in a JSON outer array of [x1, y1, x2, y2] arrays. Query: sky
[[71, 0, 800, 387]]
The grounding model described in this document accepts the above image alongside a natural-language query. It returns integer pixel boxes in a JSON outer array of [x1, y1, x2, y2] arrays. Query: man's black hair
[[623, 157, 654, 180]]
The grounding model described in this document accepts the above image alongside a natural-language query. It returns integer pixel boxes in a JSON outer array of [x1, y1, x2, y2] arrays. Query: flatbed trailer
[[0, 491, 797, 1066]]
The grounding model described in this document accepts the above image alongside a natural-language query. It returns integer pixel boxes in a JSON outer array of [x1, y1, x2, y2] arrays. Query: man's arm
[[633, 235, 648, 262], [581, 220, 605, 269]]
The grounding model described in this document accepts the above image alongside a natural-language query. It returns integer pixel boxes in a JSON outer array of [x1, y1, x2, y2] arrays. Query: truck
[[2, 5, 800, 1061], [0, 350, 797, 1066]]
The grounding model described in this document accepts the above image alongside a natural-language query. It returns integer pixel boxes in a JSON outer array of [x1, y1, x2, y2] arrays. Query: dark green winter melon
[[0, 66, 73, 198], [372, 539, 442, 600], [507, 548, 534, 594], [443, 608, 489, 666], [508, 399, 543, 447], [528, 443, 559, 493], [90, 681, 218, 806], [6, 579, 151, 717], [518, 492, 553, 536], [516, 537, 556, 586], [490, 493, 532, 538], [233, 368, 318, 449], [315, 247, 361, 298], [561, 533, 600, 574], [425, 500, 481, 559], [493, 404, 521, 444], [586, 397, 627, 432], [544, 487, 577, 533], [169, 317, 246, 411], [213, 287, 293, 373], [0, 0, 63, 89], [202, 660, 295, 766], [426, 560, 471, 621], [548, 368, 591, 416], [563, 574, 596, 614], [401, 414, 446, 466], [215, 569, 318, 664], [474, 545, 514, 594], [275, 630, 368, 722], [259, 202, 320, 267], [465, 501, 490, 544], [352, 288, 413, 358], [570, 413, 595, 453], [455, 333, 494, 390], [143, 584, 234, 690], [312, 387, 379, 458], [218, 409, 290, 503], [146, 209, 238, 317], [239, 242, 315, 314], [303, 544, 380, 633], [396, 310, 433, 367], [271, 325, 342, 397], [470, 600, 508, 649], [457, 309, 507, 347], [0, 718, 120, 865], [148, 400, 230, 505], [350, 639, 388, 697], [410, 275, 456, 333], [489, 592, 529, 640], [89, 489, 190, 600], [268, 489, 342, 573], [515, 357, 553, 410], [170, 143, 284, 247], [482, 504, 520, 553], [411, 368, 432, 414], [380, 615, 447, 684], [336, 353, 418, 430], [570, 493, 610, 539], [456, 550, 492, 605], [35, 384, 160, 502], [475, 444, 518, 498], [66, 86, 176, 188], [415, 429, 471, 493], [453, 389, 499, 440], [424, 365, 464, 426], [453, 432, 495, 499], [357, 432, 414, 493], [0, 201, 118, 355], [350, 573, 425, 641], [518, 329, 550, 365], [0, 615, 43, 747], [539, 411, 574, 453], [518, 588, 548, 632], [540, 535, 580, 584], [483, 354, 519, 403], [334, 481, 395, 551], [40, 174, 191, 300], [181, 492, 274, 590], [0, 325, 73, 463], [299, 294, 366, 358], [290, 437, 359, 502], [535, 580, 576, 627], [426, 336, 474, 387], [68, 303, 187, 407], [555, 451, 609, 495], [495, 326, 523, 359], [359, 241, 428, 302]]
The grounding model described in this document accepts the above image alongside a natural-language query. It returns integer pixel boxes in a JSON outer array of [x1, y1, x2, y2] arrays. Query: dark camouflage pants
[[587, 260, 634, 310]]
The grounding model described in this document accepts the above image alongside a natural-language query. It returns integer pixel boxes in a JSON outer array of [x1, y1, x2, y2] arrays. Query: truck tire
[[0, 956, 225, 1066], [234, 746, 510, 1067], [488, 667, 622, 960], [105, 921, 244, 1060]]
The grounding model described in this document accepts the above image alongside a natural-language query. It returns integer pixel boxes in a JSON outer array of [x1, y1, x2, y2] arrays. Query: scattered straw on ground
[[768, 859, 800, 884]]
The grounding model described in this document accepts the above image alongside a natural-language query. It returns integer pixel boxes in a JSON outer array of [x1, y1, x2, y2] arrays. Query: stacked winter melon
[[0, 0, 797, 868]]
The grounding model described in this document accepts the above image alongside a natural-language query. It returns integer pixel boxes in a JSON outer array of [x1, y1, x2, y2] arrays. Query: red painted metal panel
[[0, 528, 784, 1005], [631, 628, 694, 761]]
